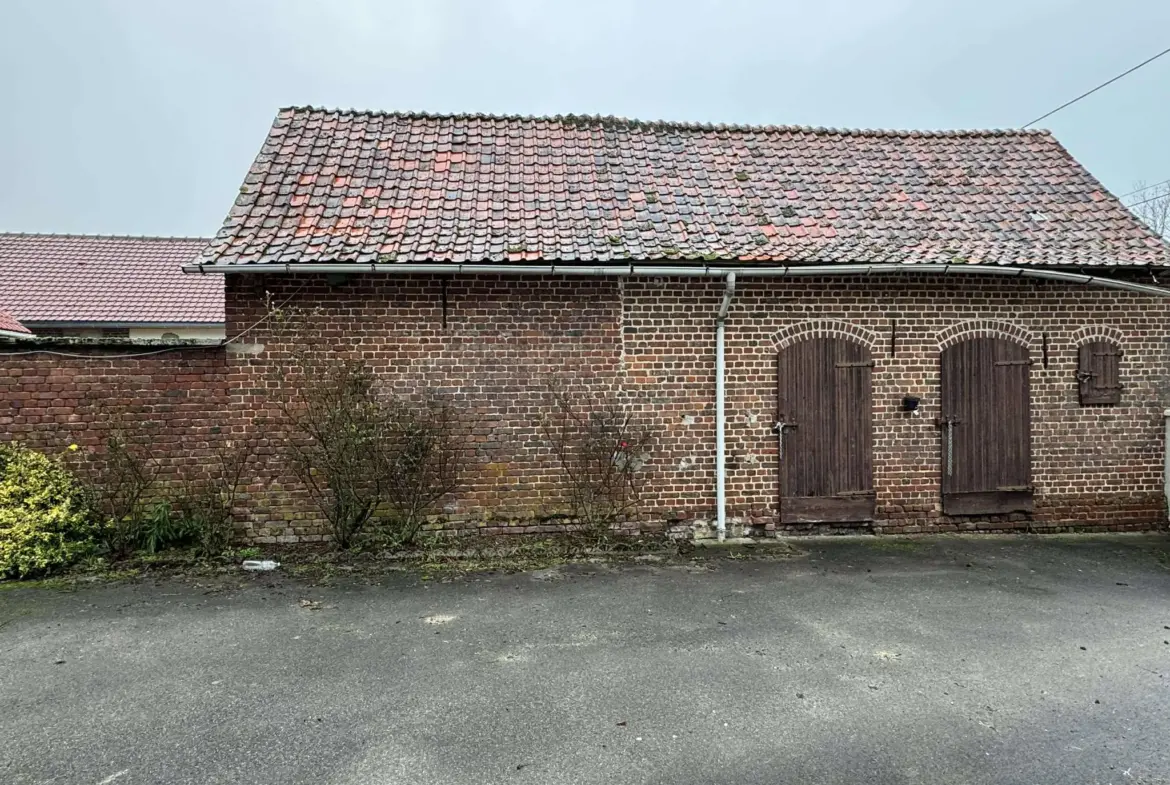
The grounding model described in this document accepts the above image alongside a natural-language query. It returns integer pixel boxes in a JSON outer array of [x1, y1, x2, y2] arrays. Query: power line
[[1126, 191, 1168, 209], [1023, 45, 1170, 128], [1121, 177, 1170, 199]]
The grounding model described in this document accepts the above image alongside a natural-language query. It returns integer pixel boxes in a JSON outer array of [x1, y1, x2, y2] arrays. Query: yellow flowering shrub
[[0, 443, 101, 578]]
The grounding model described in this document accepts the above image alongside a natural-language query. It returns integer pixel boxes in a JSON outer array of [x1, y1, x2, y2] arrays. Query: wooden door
[[939, 338, 1033, 515], [776, 337, 875, 523]]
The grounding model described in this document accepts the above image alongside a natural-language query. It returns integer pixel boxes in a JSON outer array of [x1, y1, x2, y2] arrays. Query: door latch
[[936, 415, 960, 478], [772, 419, 797, 460]]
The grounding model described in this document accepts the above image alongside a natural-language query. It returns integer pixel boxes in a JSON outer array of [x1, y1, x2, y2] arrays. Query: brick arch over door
[[936, 320, 1037, 356], [775, 331, 876, 525], [1069, 324, 1125, 349], [771, 319, 881, 355], [1070, 326, 1125, 405]]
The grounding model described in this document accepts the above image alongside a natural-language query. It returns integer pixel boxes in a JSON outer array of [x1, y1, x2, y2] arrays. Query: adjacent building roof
[[0, 306, 32, 338], [0, 233, 221, 324], [196, 107, 1170, 269]]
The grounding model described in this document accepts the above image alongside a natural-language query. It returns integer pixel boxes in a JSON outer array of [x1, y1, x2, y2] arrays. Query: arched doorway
[[776, 337, 875, 523], [939, 337, 1033, 514]]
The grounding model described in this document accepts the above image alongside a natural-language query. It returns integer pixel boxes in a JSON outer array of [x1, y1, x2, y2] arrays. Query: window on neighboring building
[[161, 332, 179, 341], [1077, 341, 1122, 405]]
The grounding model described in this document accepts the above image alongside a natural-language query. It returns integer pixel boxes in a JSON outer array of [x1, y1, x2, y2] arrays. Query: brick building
[[172, 107, 1170, 542], [8, 107, 1170, 543]]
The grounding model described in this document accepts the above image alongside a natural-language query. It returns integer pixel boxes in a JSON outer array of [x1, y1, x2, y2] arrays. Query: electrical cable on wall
[[0, 284, 307, 359]]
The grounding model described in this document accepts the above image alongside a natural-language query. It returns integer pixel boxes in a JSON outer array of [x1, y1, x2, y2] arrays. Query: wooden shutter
[[1077, 342, 1122, 405]]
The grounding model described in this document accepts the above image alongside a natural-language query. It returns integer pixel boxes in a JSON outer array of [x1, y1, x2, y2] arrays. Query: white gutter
[[183, 261, 1170, 298], [0, 329, 33, 340], [715, 272, 736, 542]]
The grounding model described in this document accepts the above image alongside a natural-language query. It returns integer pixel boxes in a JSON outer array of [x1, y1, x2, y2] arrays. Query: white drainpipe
[[1164, 410, 1170, 522], [715, 272, 737, 541]]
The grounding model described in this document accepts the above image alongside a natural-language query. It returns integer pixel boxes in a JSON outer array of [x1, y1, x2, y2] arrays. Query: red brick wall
[[225, 272, 1170, 541], [4, 272, 1167, 544], [225, 274, 623, 542], [0, 346, 229, 488], [625, 276, 1170, 535]]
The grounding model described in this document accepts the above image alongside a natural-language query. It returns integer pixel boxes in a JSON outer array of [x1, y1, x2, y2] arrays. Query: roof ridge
[[0, 231, 211, 242], [278, 105, 1054, 138]]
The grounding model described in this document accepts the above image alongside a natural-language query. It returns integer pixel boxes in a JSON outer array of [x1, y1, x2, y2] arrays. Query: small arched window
[[160, 332, 180, 342], [1077, 341, 1122, 405]]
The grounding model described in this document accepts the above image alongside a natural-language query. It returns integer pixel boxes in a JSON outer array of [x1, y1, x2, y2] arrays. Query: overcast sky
[[2, 0, 1168, 237]]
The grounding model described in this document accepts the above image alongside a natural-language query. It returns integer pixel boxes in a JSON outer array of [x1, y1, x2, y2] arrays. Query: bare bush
[[176, 439, 256, 557], [542, 381, 654, 538], [87, 430, 161, 558], [382, 396, 464, 546], [268, 304, 466, 549], [277, 357, 391, 548]]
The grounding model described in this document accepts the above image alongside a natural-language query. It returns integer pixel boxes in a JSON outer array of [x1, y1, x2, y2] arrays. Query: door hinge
[[994, 359, 1034, 366]]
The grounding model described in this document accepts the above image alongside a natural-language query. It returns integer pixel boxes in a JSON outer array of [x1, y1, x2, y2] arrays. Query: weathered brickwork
[[0, 346, 229, 488], [626, 276, 1170, 535], [223, 272, 1170, 541], [225, 274, 624, 542], [4, 272, 1168, 542]]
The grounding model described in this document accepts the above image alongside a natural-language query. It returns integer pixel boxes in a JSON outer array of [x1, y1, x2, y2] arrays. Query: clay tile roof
[[0, 234, 222, 324], [199, 107, 1170, 268], [0, 306, 32, 337]]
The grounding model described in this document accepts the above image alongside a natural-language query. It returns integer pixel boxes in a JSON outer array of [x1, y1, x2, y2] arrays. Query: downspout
[[1164, 409, 1170, 523], [715, 272, 737, 542]]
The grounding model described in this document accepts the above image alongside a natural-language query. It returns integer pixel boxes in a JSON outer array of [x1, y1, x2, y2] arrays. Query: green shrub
[[0, 443, 102, 578]]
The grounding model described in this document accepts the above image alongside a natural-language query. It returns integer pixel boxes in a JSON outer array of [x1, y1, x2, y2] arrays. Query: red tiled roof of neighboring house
[[0, 306, 32, 337], [196, 107, 1170, 269], [0, 234, 222, 324]]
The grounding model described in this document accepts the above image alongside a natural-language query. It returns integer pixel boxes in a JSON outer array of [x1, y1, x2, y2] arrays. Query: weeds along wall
[[3, 271, 1168, 545]]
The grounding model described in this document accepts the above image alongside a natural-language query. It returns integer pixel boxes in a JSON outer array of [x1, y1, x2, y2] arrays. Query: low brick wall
[[0, 340, 230, 492]]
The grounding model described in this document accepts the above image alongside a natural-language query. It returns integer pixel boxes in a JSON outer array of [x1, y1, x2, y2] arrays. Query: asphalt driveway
[[2, 534, 1170, 785]]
